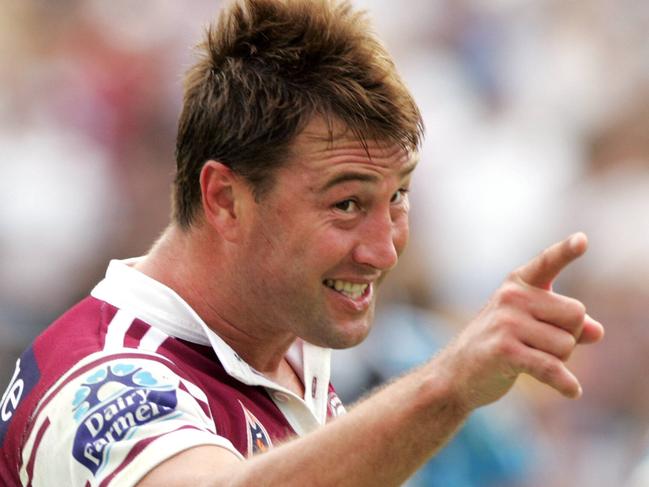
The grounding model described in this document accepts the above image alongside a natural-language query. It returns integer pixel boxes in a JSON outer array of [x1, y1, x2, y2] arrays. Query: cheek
[[393, 216, 409, 256], [253, 219, 318, 275]]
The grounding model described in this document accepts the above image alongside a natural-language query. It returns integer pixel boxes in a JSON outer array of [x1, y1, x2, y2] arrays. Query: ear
[[199, 161, 249, 241]]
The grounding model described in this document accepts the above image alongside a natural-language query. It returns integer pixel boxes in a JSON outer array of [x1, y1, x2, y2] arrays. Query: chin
[[299, 303, 376, 349], [327, 334, 368, 350], [317, 318, 373, 350]]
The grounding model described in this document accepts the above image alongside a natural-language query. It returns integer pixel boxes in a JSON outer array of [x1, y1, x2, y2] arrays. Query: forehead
[[285, 117, 418, 181]]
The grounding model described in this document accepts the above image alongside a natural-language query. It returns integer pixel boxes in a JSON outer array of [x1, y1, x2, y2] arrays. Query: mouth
[[323, 279, 371, 301]]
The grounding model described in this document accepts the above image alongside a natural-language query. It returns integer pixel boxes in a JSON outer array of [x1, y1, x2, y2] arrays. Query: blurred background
[[1, 0, 648, 485]]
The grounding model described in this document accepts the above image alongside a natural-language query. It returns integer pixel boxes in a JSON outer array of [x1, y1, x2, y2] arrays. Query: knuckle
[[538, 357, 561, 384], [560, 298, 586, 335], [492, 313, 519, 337], [557, 332, 577, 361], [506, 269, 521, 283], [563, 299, 586, 328], [496, 282, 525, 307], [494, 335, 519, 358]]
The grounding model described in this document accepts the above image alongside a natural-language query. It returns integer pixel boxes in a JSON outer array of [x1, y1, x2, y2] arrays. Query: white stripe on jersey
[[179, 378, 209, 405], [178, 378, 215, 433], [138, 326, 169, 353], [103, 309, 135, 351]]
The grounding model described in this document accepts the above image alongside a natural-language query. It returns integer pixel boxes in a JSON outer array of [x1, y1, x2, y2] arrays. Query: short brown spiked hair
[[173, 0, 424, 228]]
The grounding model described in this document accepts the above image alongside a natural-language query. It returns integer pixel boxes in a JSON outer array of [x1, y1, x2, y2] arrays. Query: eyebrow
[[318, 159, 418, 193]]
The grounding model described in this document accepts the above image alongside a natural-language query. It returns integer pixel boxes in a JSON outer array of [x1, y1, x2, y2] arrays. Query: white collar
[[91, 258, 332, 423]]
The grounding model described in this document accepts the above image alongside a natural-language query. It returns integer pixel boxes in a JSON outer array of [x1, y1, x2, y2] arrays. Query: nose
[[352, 209, 405, 271]]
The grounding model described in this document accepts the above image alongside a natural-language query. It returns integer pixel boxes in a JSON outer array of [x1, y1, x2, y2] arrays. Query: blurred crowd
[[2, 0, 649, 485]]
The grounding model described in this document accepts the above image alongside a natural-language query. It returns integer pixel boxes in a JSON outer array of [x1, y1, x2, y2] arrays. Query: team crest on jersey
[[239, 401, 272, 456], [71, 363, 178, 475]]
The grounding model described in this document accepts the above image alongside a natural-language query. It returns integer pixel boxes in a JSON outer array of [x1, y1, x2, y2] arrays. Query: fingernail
[[569, 232, 587, 253]]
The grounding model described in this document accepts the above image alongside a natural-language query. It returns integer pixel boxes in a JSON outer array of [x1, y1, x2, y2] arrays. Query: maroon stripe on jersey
[[25, 417, 50, 487], [178, 381, 212, 422], [123, 320, 150, 349], [98, 425, 205, 487], [98, 300, 120, 347]]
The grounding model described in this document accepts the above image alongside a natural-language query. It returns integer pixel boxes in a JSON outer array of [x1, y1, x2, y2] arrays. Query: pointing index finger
[[517, 233, 588, 290]]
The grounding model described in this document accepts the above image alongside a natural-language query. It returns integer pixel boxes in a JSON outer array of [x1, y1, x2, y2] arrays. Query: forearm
[[226, 360, 468, 487], [142, 235, 604, 487]]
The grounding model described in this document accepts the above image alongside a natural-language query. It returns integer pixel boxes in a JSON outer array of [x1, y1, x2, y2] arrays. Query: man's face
[[235, 118, 417, 349]]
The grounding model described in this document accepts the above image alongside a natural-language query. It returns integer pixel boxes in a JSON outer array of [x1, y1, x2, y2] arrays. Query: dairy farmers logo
[[71, 363, 178, 475]]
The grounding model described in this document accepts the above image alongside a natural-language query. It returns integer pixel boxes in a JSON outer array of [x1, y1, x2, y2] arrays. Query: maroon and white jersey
[[0, 259, 346, 486]]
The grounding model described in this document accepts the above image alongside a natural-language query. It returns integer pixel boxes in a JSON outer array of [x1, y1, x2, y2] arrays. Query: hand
[[438, 232, 605, 411]]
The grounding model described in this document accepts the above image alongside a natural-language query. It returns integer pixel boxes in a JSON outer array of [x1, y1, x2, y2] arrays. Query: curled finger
[[518, 319, 577, 362], [514, 345, 582, 399]]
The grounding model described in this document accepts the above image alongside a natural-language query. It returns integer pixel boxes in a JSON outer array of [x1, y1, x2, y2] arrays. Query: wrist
[[414, 355, 473, 421]]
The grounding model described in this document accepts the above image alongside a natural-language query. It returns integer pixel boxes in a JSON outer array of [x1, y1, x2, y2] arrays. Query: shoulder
[[3, 347, 240, 486], [0, 297, 243, 487]]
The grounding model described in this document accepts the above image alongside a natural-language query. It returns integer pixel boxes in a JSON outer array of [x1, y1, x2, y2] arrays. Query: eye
[[334, 199, 359, 213], [391, 188, 409, 204]]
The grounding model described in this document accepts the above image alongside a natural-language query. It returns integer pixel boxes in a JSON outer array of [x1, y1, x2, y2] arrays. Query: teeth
[[324, 279, 369, 299]]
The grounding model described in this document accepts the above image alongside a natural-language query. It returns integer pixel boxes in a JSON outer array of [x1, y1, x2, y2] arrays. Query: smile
[[323, 279, 369, 300]]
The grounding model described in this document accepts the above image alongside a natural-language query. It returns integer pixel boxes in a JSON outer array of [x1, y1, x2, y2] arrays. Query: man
[[0, 0, 603, 486]]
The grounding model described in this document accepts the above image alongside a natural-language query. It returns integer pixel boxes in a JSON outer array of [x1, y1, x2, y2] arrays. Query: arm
[[139, 233, 604, 487]]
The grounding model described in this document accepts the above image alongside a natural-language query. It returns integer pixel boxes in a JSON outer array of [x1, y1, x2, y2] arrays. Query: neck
[[135, 224, 296, 374]]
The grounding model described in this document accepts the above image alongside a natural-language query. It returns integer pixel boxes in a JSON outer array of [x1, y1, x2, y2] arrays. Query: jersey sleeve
[[20, 352, 243, 487]]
